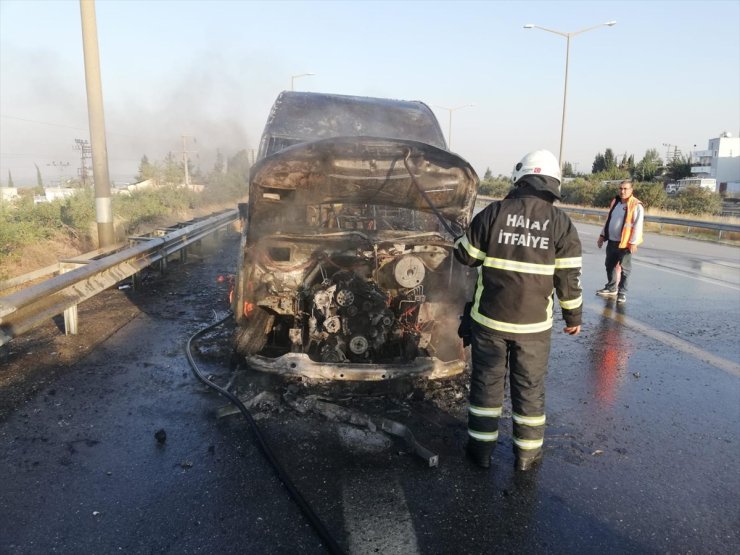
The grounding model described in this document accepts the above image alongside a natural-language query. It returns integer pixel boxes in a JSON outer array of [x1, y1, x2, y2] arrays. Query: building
[[0, 187, 19, 202], [33, 187, 80, 204], [690, 131, 740, 194]]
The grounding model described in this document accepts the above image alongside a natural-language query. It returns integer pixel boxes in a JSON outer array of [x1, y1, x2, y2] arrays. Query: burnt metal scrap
[[284, 393, 439, 467], [233, 91, 479, 381]]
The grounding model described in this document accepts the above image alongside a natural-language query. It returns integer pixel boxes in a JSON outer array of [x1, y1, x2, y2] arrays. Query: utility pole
[[47, 161, 71, 187], [80, 0, 114, 247], [74, 139, 92, 186], [662, 143, 682, 163], [181, 135, 195, 188]]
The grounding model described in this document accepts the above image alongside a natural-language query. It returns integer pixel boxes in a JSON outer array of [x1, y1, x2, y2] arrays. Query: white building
[[33, 187, 80, 204], [0, 187, 19, 202], [690, 131, 740, 194]]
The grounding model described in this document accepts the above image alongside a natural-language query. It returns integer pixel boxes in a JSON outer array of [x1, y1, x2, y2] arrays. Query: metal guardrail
[[476, 196, 740, 240], [0, 243, 127, 293], [0, 209, 238, 346]]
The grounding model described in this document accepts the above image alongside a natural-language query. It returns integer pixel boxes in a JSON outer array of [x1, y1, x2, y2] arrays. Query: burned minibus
[[233, 91, 479, 380]]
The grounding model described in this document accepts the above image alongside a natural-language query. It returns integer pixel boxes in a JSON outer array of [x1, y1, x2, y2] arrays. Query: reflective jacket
[[602, 195, 644, 248], [454, 181, 583, 341]]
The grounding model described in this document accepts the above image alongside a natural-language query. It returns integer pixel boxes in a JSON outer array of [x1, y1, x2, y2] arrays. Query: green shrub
[[666, 186, 722, 215], [478, 178, 512, 198], [594, 183, 620, 207], [632, 182, 667, 210], [61, 188, 96, 231], [561, 178, 599, 205]]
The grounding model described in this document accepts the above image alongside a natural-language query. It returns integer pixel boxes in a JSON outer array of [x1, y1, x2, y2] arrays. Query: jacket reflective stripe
[[513, 413, 547, 426], [455, 235, 486, 260], [469, 405, 503, 417], [513, 437, 543, 450], [472, 274, 554, 334], [468, 429, 499, 442], [472, 310, 553, 334], [483, 257, 555, 275], [559, 295, 583, 310], [555, 256, 582, 268]]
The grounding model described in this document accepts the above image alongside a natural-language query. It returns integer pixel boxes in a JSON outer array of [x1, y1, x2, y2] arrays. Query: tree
[[483, 167, 492, 180], [666, 154, 692, 181], [136, 155, 158, 182], [603, 148, 617, 171], [7, 170, 14, 188], [35, 163, 44, 188], [213, 150, 225, 174], [634, 149, 663, 181], [592, 152, 606, 173], [162, 152, 184, 185], [562, 161, 573, 177]]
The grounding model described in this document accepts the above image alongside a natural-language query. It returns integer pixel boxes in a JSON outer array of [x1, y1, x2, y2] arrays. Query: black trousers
[[468, 324, 551, 455], [604, 240, 632, 293]]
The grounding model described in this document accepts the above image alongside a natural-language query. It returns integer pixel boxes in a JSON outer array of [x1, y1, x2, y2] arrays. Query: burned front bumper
[[244, 352, 465, 381]]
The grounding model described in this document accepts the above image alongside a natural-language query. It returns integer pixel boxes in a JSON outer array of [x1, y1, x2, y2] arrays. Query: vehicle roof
[[258, 91, 447, 159]]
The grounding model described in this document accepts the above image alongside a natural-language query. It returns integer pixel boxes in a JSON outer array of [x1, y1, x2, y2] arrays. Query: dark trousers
[[604, 240, 632, 293], [468, 325, 551, 455]]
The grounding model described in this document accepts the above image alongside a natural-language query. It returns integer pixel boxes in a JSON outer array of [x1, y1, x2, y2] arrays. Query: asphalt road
[[1, 223, 738, 554]]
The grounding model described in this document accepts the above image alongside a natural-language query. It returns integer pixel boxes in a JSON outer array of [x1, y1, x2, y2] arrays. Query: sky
[[1, 0, 738, 187]]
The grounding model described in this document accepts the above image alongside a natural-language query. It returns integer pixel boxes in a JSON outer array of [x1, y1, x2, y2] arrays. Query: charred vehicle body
[[233, 91, 479, 380]]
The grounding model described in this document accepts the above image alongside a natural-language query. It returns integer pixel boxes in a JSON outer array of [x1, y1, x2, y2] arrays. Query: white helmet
[[511, 149, 561, 185]]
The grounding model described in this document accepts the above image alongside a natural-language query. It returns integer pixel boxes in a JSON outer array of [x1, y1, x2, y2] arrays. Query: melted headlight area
[[249, 240, 460, 364]]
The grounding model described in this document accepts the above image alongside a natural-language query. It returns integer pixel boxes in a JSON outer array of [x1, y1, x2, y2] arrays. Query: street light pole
[[290, 72, 315, 91], [524, 21, 616, 171], [434, 104, 474, 150]]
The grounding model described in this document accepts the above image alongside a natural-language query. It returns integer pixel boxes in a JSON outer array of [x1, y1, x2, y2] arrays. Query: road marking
[[585, 302, 740, 377]]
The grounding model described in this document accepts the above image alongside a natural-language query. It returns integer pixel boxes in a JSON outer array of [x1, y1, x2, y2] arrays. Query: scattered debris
[[154, 429, 167, 444], [216, 390, 281, 419], [591, 450, 604, 456]]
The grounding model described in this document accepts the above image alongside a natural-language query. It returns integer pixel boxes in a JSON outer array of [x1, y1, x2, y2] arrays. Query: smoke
[[1, 45, 284, 186]]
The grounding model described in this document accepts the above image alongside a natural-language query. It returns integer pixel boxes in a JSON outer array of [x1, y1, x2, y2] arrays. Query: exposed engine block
[[304, 269, 425, 363]]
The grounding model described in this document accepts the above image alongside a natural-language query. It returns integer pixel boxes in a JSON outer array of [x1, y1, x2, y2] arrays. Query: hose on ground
[[186, 313, 344, 555]]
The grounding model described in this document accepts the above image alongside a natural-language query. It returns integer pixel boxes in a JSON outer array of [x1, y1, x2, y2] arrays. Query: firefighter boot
[[515, 449, 543, 472], [466, 439, 495, 469]]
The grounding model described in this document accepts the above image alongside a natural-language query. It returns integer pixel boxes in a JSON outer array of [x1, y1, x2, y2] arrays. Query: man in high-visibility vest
[[596, 180, 644, 304], [454, 150, 583, 471]]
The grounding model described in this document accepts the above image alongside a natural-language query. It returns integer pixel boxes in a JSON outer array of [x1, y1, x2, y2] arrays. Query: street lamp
[[290, 72, 316, 91], [524, 21, 616, 171], [434, 104, 475, 150]]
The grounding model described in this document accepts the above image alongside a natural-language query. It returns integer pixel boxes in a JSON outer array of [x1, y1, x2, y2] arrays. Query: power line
[[1, 114, 134, 137], [1, 114, 88, 131]]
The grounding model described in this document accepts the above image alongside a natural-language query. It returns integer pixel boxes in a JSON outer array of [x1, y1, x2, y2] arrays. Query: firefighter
[[454, 150, 583, 470], [595, 180, 644, 304]]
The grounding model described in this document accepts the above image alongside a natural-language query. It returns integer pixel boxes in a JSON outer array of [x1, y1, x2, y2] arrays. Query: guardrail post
[[60, 262, 79, 335]]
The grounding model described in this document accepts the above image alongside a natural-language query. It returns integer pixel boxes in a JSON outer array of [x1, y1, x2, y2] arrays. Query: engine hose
[[402, 148, 459, 237], [186, 314, 345, 555]]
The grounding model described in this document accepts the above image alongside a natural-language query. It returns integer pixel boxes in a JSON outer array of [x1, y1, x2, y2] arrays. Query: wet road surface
[[1, 224, 738, 554]]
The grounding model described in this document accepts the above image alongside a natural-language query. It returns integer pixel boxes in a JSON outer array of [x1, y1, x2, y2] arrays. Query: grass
[[0, 185, 243, 282]]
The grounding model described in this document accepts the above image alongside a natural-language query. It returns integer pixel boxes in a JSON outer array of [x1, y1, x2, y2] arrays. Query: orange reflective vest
[[605, 196, 643, 248]]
